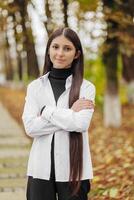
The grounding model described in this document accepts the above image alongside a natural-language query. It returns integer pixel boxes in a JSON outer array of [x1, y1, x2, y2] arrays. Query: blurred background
[[0, 0, 133, 199]]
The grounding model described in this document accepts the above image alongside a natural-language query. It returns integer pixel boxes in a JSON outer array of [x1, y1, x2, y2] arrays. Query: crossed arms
[[22, 83, 95, 138]]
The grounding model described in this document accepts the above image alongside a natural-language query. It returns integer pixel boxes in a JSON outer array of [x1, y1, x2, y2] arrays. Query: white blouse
[[22, 72, 96, 181]]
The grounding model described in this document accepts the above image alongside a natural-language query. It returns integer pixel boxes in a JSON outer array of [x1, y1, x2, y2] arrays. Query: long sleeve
[[22, 82, 61, 138], [42, 83, 96, 132]]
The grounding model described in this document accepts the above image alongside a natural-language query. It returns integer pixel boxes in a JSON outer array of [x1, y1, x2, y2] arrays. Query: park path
[[0, 102, 31, 200]]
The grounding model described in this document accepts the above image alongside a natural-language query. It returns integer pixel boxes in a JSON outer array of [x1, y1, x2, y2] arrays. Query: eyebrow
[[52, 43, 73, 48]]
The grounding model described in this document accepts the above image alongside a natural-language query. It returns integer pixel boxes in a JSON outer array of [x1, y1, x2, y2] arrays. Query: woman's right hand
[[71, 98, 95, 112]]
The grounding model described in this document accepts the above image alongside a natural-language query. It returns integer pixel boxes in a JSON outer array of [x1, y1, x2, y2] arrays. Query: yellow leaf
[[105, 155, 114, 164], [93, 176, 100, 183]]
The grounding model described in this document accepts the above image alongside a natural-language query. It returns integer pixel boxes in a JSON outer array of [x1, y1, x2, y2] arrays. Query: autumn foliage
[[0, 87, 133, 199]]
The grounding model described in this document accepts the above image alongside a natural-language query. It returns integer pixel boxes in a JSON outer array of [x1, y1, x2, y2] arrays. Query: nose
[[57, 48, 64, 57]]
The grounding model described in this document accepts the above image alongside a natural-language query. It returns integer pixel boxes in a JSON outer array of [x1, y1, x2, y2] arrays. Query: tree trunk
[[16, 0, 40, 78], [104, 94, 121, 127], [0, 30, 6, 73], [122, 54, 134, 82], [44, 0, 53, 36], [103, 38, 121, 127], [26, 34, 40, 78], [12, 14, 23, 81], [4, 33, 14, 80], [122, 54, 134, 104], [18, 52, 23, 80], [102, 0, 122, 127], [62, 0, 68, 27]]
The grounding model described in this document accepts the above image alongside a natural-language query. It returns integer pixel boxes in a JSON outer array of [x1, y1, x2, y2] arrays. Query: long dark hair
[[43, 27, 84, 196]]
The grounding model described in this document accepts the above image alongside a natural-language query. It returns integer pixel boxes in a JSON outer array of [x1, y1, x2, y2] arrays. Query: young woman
[[22, 27, 95, 200]]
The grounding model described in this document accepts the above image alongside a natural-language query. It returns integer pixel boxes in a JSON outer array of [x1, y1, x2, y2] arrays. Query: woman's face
[[49, 35, 78, 69]]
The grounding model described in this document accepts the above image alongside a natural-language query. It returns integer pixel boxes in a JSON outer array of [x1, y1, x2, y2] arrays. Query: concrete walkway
[[0, 102, 31, 200]]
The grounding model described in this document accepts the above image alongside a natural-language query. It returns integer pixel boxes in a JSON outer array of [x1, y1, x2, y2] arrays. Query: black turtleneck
[[48, 67, 72, 104], [48, 66, 72, 181]]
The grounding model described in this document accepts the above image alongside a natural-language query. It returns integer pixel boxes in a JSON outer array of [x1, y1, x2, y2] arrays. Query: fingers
[[73, 99, 95, 110], [71, 98, 95, 112], [78, 99, 95, 108]]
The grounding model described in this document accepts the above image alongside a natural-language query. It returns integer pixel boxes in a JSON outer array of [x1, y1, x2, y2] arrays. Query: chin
[[54, 64, 67, 69]]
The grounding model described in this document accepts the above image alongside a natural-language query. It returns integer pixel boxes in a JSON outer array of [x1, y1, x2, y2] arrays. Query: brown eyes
[[52, 45, 72, 51], [52, 45, 58, 49], [65, 47, 71, 51]]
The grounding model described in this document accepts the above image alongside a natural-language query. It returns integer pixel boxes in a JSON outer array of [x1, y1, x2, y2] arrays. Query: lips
[[56, 59, 65, 62]]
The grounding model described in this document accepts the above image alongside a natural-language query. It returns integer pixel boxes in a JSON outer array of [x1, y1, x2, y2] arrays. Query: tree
[[14, 0, 40, 78], [62, 0, 68, 27], [122, 54, 134, 103], [12, 13, 23, 81], [5, 29, 14, 80], [102, 0, 134, 127], [0, 0, 40, 80], [0, 2, 14, 80], [119, 1, 134, 104], [44, 0, 54, 36], [102, 0, 121, 127]]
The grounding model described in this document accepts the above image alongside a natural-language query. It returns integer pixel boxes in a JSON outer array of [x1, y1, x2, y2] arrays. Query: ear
[[74, 50, 81, 59]]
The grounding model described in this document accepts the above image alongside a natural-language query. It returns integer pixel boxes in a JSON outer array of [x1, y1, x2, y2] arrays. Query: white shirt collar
[[40, 72, 73, 90]]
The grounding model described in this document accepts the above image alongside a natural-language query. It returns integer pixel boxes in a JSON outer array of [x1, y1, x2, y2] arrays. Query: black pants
[[27, 176, 90, 200], [26, 135, 90, 200]]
